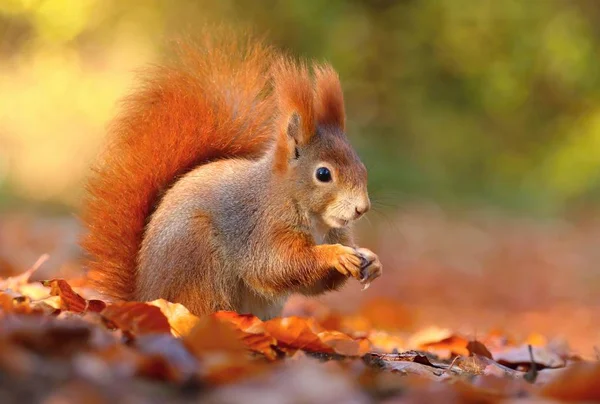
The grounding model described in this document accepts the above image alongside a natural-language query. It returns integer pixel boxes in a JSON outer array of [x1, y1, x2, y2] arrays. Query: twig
[[444, 355, 460, 375], [524, 344, 538, 383]]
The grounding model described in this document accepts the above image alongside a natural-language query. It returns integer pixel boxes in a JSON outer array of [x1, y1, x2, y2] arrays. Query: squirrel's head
[[273, 60, 370, 229]]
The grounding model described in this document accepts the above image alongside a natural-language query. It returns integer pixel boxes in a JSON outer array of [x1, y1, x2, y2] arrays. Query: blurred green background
[[1, 0, 600, 215]]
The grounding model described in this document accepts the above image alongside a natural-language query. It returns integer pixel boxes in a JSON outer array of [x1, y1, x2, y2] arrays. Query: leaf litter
[[0, 260, 599, 404]]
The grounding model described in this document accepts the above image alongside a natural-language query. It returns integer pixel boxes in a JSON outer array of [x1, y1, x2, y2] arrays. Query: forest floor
[[0, 205, 599, 402]]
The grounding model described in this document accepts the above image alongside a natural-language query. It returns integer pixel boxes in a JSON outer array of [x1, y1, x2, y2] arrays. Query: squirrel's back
[[80, 33, 275, 301]]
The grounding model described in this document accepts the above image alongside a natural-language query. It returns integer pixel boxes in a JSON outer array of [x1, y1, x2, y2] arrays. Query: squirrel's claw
[[356, 247, 382, 289]]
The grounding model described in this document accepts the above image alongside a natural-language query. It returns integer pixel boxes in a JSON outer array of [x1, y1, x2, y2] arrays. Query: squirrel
[[80, 32, 382, 320]]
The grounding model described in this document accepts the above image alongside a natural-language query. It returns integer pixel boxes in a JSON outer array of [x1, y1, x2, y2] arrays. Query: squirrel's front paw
[[356, 248, 382, 290], [330, 244, 363, 279]]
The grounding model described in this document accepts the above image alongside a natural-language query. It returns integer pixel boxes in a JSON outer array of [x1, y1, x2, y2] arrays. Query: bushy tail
[[80, 32, 275, 301]]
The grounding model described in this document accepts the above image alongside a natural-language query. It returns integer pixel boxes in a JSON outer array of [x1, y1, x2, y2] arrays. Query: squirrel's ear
[[286, 112, 302, 144], [274, 112, 305, 171], [273, 56, 315, 144]]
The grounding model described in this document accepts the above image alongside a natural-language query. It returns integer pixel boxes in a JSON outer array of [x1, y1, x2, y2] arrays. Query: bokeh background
[[1, 1, 599, 354]]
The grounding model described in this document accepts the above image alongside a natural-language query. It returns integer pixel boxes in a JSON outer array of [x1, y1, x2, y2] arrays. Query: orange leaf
[[42, 279, 106, 313], [318, 330, 371, 356], [212, 311, 278, 360], [264, 316, 333, 354], [147, 299, 200, 337], [411, 327, 469, 357], [263, 316, 363, 355], [101, 302, 171, 335], [467, 340, 493, 360], [495, 344, 563, 368], [214, 311, 265, 333]]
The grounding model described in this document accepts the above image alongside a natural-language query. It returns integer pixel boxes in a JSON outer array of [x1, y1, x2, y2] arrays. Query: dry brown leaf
[[263, 316, 334, 354], [467, 340, 493, 359], [364, 351, 436, 368], [318, 330, 371, 357], [184, 315, 247, 356], [101, 302, 171, 335], [411, 327, 469, 357], [213, 311, 265, 333], [495, 344, 564, 369], [213, 311, 278, 360], [384, 361, 442, 379], [454, 354, 523, 378], [183, 315, 269, 385], [42, 279, 106, 313], [147, 299, 200, 337]]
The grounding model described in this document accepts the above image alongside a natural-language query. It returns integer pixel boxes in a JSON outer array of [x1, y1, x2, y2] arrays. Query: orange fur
[[272, 57, 316, 138], [80, 32, 379, 310], [271, 57, 316, 172], [81, 33, 275, 300], [314, 63, 345, 130]]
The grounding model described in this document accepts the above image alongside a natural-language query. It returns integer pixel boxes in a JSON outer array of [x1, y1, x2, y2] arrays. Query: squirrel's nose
[[354, 202, 370, 218]]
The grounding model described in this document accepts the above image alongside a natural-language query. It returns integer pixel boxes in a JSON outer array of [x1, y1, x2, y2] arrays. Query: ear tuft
[[314, 63, 345, 131], [272, 56, 316, 144]]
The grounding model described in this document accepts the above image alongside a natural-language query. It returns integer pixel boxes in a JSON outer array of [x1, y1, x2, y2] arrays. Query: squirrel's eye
[[315, 167, 332, 182]]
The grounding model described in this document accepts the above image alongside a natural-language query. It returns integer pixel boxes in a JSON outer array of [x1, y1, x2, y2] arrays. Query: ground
[[0, 206, 599, 402]]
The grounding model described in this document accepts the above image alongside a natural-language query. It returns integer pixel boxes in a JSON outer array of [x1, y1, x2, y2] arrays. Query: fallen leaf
[[101, 302, 171, 335], [318, 330, 371, 356], [410, 327, 469, 357], [212, 312, 278, 360], [184, 315, 247, 356], [147, 299, 200, 337], [382, 361, 442, 379], [263, 316, 333, 354], [467, 340, 493, 359], [495, 344, 564, 369], [363, 351, 436, 368], [213, 311, 266, 333], [42, 279, 106, 313], [454, 354, 523, 378]]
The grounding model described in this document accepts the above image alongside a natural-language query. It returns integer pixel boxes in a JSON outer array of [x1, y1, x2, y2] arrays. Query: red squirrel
[[80, 33, 382, 320]]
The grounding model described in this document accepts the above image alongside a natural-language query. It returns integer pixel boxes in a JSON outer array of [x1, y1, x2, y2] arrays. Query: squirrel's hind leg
[[137, 208, 234, 316]]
